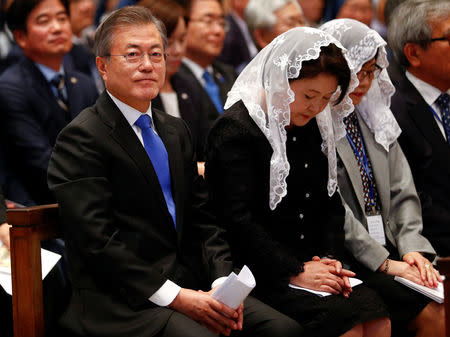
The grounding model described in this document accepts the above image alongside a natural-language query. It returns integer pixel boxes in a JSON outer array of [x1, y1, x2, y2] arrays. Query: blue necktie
[[436, 93, 450, 145], [202, 70, 223, 114], [135, 114, 176, 227]]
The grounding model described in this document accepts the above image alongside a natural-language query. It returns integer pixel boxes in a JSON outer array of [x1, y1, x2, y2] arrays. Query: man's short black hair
[[6, 0, 69, 32]]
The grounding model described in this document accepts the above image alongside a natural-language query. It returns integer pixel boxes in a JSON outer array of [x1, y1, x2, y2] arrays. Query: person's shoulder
[[209, 101, 261, 142], [0, 58, 30, 85]]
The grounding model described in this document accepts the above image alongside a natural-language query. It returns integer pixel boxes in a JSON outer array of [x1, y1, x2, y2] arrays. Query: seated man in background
[[0, 0, 98, 205], [177, 0, 237, 165], [389, 0, 450, 257], [245, 0, 306, 50], [48, 6, 303, 337], [217, 0, 258, 73]]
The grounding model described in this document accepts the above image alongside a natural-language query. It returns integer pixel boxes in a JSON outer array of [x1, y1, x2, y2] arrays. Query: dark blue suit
[[175, 61, 237, 160], [0, 57, 98, 204], [391, 73, 450, 257], [217, 14, 254, 72]]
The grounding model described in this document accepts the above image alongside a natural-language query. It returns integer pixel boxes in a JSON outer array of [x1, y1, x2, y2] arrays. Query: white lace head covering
[[224, 27, 357, 210], [320, 18, 401, 151]]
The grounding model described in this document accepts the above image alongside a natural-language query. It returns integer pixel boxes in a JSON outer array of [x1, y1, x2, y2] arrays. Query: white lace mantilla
[[320, 19, 401, 151], [225, 27, 357, 210]]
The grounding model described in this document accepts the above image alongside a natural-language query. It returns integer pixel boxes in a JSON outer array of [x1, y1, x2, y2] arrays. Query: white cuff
[[211, 276, 228, 289], [148, 280, 181, 307]]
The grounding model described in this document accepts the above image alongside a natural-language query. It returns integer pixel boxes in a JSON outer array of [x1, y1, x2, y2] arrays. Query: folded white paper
[[212, 265, 256, 309], [288, 277, 363, 297], [0, 241, 61, 295], [394, 275, 444, 304]]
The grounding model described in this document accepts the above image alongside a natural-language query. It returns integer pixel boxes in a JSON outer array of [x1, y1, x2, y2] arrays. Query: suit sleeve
[[206, 116, 303, 287], [387, 141, 436, 258]]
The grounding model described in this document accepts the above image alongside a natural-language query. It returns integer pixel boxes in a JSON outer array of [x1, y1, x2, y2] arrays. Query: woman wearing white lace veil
[[206, 27, 391, 337], [320, 18, 445, 337]]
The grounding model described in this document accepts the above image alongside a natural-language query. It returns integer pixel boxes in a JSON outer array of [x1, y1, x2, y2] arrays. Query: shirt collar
[[405, 70, 444, 106], [107, 90, 153, 128], [182, 57, 213, 83], [35, 62, 64, 83]]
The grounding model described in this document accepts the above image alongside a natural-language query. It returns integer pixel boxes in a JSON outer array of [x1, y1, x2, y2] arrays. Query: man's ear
[[13, 30, 27, 50], [404, 42, 422, 68], [96, 56, 108, 82], [253, 28, 270, 49]]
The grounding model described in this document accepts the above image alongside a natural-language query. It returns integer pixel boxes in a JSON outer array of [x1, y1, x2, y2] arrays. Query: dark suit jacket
[[152, 73, 210, 160], [47, 92, 233, 337], [0, 186, 5, 224], [391, 74, 450, 256], [0, 57, 98, 204], [217, 14, 253, 71], [206, 101, 345, 293], [176, 61, 237, 160]]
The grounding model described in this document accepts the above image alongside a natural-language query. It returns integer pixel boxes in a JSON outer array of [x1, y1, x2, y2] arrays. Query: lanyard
[[346, 131, 378, 209]]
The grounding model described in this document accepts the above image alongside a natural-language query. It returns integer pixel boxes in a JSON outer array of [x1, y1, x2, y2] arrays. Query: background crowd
[[0, 0, 449, 336]]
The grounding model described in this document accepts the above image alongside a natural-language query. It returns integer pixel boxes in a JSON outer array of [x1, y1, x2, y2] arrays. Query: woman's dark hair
[[138, 0, 187, 37], [6, 0, 70, 32], [294, 43, 351, 105]]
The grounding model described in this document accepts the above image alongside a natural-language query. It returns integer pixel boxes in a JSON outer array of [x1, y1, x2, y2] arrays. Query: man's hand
[[403, 252, 442, 288], [0, 223, 11, 250], [168, 288, 239, 335]]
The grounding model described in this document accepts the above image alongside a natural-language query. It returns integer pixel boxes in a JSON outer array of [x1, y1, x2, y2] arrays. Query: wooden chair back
[[438, 257, 450, 337], [6, 204, 61, 337]]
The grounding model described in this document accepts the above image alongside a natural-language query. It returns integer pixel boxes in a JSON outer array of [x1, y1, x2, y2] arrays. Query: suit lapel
[[403, 79, 447, 150], [98, 94, 176, 228], [337, 136, 366, 213]]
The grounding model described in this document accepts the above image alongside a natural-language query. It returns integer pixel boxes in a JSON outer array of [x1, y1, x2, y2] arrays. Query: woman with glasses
[[206, 26, 391, 337], [321, 18, 445, 337]]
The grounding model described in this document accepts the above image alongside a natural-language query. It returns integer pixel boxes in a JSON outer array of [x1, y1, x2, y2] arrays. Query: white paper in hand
[[0, 241, 61, 295], [212, 265, 256, 309]]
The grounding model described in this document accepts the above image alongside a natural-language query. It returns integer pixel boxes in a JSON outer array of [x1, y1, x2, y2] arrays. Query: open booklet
[[0, 241, 61, 295], [394, 275, 444, 304], [288, 277, 363, 297], [212, 265, 256, 309]]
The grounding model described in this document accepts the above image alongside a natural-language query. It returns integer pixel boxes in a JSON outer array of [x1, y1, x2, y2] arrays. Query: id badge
[[367, 215, 386, 245]]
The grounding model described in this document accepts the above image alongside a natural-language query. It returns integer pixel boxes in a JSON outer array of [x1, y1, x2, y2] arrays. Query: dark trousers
[[156, 296, 303, 337]]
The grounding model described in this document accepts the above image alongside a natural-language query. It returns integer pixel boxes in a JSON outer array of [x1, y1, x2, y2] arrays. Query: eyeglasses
[[105, 51, 168, 64], [357, 64, 382, 82], [189, 16, 229, 31]]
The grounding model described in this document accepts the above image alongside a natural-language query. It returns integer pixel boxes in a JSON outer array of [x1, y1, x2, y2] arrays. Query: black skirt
[[261, 283, 389, 337]]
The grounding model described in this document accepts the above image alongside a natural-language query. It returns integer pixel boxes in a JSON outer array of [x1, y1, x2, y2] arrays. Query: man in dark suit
[[216, 0, 257, 73], [177, 0, 237, 161], [388, 0, 450, 257], [0, 0, 98, 205], [47, 6, 302, 337]]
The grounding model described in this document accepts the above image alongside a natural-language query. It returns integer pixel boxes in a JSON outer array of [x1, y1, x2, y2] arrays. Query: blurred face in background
[[255, 2, 306, 49], [185, 0, 226, 67], [337, 0, 373, 27], [166, 16, 187, 78], [298, 0, 325, 25], [15, 0, 73, 69], [69, 0, 95, 37]]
